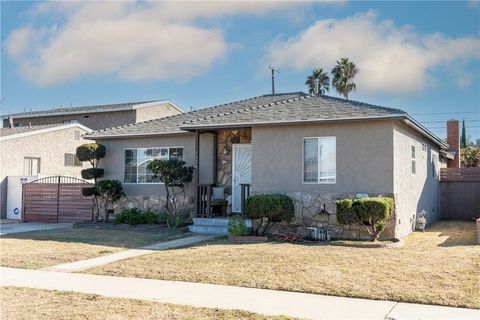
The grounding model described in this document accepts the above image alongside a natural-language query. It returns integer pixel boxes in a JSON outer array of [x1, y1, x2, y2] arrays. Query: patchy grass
[[88, 221, 480, 309], [0, 228, 182, 269], [1, 287, 293, 320]]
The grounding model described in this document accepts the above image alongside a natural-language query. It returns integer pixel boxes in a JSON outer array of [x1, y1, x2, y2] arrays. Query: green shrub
[[76, 143, 106, 163], [158, 210, 182, 228], [228, 216, 248, 236], [143, 209, 160, 224], [81, 168, 105, 180], [81, 186, 98, 197], [246, 194, 294, 235], [336, 197, 394, 241], [115, 208, 144, 226], [336, 199, 353, 225]]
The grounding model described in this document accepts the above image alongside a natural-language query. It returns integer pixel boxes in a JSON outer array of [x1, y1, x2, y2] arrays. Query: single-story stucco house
[[86, 92, 452, 239], [0, 123, 91, 218]]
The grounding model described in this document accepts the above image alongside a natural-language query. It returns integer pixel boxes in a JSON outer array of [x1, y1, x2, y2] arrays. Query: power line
[[411, 111, 479, 116], [425, 126, 480, 129], [420, 119, 480, 124]]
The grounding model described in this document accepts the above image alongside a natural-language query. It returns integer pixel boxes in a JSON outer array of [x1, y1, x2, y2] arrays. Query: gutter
[[84, 130, 192, 140], [403, 115, 448, 149]]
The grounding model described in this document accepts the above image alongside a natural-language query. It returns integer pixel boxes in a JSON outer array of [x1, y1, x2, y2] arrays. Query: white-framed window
[[411, 145, 416, 174], [432, 154, 438, 177], [422, 143, 427, 151], [62, 119, 78, 124], [64, 153, 82, 167], [124, 147, 184, 184], [303, 137, 336, 183], [24, 157, 40, 175]]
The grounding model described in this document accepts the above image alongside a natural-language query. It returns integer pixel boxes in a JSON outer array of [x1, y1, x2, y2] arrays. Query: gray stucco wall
[[97, 132, 214, 212], [393, 122, 441, 238], [0, 126, 89, 218], [251, 120, 395, 195], [135, 103, 182, 123]]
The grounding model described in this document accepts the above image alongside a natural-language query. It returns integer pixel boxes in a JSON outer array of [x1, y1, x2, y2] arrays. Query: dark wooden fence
[[23, 176, 93, 223], [440, 168, 480, 221]]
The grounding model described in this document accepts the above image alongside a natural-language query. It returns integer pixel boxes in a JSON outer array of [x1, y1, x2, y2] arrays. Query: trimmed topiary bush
[[335, 199, 353, 225], [335, 197, 394, 241], [115, 208, 145, 226], [246, 194, 294, 236], [81, 168, 105, 180]]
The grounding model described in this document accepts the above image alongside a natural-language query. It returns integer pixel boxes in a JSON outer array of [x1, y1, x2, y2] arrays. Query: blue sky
[[1, 1, 479, 140]]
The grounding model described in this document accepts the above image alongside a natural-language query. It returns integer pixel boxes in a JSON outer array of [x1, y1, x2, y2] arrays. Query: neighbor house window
[[411, 145, 416, 174], [124, 147, 184, 183], [24, 157, 40, 175], [303, 137, 336, 183], [64, 153, 82, 167], [432, 154, 438, 177]]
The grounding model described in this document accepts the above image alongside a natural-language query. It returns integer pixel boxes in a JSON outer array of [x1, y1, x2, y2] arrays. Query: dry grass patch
[[0, 287, 293, 320], [0, 228, 181, 269], [88, 221, 480, 309]]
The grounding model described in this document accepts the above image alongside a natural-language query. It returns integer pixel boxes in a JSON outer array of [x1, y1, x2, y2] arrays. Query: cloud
[[5, 1, 306, 86], [268, 11, 480, 93]]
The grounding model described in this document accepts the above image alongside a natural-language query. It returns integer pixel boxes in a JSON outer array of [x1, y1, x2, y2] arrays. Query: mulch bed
[[73, 222, 189, 234]]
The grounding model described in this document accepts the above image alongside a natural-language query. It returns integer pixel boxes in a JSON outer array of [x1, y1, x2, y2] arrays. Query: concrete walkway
[[0, 222, 72, 235], [1, 267, 478, 320], [43, 235, 216, 272]]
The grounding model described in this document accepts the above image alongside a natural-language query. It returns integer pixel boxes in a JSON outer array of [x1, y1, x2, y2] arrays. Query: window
[[74, 131, 81, 140], [432, 154, 438, 177], [64, 153, 82, 167], [124, 147, 184, 183], [62, 119, 78, 124], [24, 157, 40, 175], [14, 123, 22, 127], [411, 145, 416, 174], [422, 143, 427, 151], [303, 137, 336, 183]]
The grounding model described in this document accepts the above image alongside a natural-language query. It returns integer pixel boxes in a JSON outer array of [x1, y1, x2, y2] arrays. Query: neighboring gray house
[[86, 92, 452, 239], [2, 100, 183, 130], [0, 123, 91, 218]]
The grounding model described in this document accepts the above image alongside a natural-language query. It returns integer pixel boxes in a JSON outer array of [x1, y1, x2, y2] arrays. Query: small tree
[[147, 159, 194, 228], [461, 146, 480, 167], [336, 197, 394, 241], [76, 143, 106, 221], [96, 180, 125, 222]]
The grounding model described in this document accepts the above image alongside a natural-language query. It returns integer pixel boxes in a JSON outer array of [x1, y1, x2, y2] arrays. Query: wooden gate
[[22, 176, 93, 223], [440, 168, 480, 221]]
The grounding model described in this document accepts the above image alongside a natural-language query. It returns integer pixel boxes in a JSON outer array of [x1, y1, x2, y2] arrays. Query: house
[[0, 123, 91, 219], [1, 100, 183, 131], [85, 92, 452, 239]]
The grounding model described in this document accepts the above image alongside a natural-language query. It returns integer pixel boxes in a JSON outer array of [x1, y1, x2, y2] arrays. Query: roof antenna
[[269, 65, 279, 95]]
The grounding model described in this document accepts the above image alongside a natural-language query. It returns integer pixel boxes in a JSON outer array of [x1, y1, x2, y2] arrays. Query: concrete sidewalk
[[1, 267, 478, 320], [43, 235, 216, 272], [0, 222, 72, 235]]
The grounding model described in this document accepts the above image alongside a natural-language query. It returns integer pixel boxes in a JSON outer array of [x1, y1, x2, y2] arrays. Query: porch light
[[223, 146, 230, 155]]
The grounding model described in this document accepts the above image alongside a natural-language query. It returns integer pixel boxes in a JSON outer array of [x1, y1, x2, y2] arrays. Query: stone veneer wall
[[267, 192, 398, 240], [113, 194, 195, 217], [216, 128, 252, 195]]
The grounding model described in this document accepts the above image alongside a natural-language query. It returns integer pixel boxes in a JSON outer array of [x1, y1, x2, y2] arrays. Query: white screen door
[[231, 144, 252, 213]]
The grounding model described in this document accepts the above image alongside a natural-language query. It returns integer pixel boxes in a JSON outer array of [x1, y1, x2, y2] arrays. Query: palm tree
[[305, 68, 330, 94], [331, 58, 358, 100]]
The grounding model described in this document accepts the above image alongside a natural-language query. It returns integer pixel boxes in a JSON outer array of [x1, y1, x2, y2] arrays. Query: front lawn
[[87, 221, 480, 309], [0, 228, 182, 269], [1, 287, 293, 320]]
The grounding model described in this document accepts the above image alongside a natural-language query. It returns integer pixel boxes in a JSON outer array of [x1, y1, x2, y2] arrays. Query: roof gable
[[0, 123, 91, 141]]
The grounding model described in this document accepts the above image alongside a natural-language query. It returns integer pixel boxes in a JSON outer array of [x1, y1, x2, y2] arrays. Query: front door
[[232, 144, 252, 213]]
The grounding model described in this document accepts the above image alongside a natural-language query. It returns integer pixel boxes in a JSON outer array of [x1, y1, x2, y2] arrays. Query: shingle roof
[[86, 92, 306, 138], [0, 123, 66, 137], [181, 94, 406, 129], [1, 100, 182, 119]]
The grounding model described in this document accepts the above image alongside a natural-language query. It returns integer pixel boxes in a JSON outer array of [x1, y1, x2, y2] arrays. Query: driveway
[[0, 222, 72, 235]]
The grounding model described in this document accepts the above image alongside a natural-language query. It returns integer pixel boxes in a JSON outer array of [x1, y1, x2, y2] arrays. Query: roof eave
[[84, 130, 191, 140], [179, 114, 406, 131], [403, 115, 449, 149]]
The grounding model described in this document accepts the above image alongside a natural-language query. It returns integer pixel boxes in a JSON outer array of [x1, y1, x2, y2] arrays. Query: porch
[[192, 128, 253, 219]]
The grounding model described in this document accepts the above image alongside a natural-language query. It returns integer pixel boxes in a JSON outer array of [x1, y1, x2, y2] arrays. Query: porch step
[[189, 217, 253, 235], [188, 225, 229, 235]]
